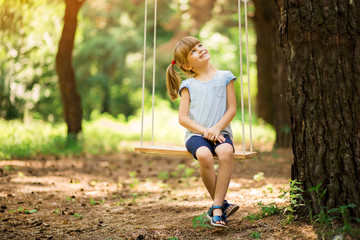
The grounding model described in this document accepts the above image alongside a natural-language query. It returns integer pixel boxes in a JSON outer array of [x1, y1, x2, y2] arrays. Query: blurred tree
[[253, 0, 290, 147], [277, 0, 360, 218], [0, 0, 63, 122], [56, 0, 84, 135]]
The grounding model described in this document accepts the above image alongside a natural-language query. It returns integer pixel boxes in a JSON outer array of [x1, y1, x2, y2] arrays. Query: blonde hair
[[166, 36, 200, 101]]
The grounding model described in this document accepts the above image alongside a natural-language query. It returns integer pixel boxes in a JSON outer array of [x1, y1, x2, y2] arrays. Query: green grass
[[0, 104, 275, 159]]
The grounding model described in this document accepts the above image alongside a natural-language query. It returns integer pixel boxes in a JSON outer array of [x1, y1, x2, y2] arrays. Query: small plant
[[53, 209, 60, 214], [279, 179, 304, 223], [65, 196, 75, 202], [9, 207, 23, 213], [328, 204, 360, 237], [244, 213, 262, 222], [192, 212, 212, 230], [4, 165, 17, 171], [116, 197, 125, 206], [131, 193, 138, 203], [171, 164, 185, 177], [24, 209, 37, 214], [73, 213, 83, 219], [90, 198, 104, 205], [258, 201, 280, 217], [308, 182, 360, 238], [171, 164, 195, 179], [182, 167, 195, 178], [308, 182, 333, 226], [128, 171, 139, 188], [250, 231, 262, 239], [167, 237, 178, 240], [244, 201, 280, 222], [158, 171, 169, 180], [9, 207, 37, 214]]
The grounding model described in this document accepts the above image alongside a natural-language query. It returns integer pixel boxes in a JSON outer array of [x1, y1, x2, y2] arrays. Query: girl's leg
[[195, 146, 216, 199], [196, 146, 227, 226], [212, 143, 234, 216]]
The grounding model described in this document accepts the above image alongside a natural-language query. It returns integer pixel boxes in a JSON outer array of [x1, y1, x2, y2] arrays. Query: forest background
[[1, 1, 360, 239], [0, 0, 278, 158]]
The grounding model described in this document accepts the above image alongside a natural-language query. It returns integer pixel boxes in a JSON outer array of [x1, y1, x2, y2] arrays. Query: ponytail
[[166, 63, 181, 101], [166, 36, 201, 101]]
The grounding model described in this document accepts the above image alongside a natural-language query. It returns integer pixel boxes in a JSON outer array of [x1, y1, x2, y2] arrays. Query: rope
[[141, 0, 254, 153], [244, 0, 253, 151], [151, 0, 158, 145], [238, 0, 245, 154], [140, 0, 148, 147]]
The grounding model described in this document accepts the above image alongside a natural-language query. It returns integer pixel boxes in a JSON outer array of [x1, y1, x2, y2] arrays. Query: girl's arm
[[178, 88, 207, 135], [204, 80, 237, 142]]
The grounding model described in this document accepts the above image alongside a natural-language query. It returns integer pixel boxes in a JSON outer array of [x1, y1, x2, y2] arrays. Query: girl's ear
[[182, 64, 192, 71]]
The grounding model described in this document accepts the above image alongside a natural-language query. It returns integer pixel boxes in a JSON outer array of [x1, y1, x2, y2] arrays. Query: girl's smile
[[187, 43, 211, 69]]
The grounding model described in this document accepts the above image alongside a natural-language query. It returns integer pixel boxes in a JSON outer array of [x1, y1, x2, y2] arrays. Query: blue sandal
[[206, 205, 228, 228], [223, 200, 239, 218]]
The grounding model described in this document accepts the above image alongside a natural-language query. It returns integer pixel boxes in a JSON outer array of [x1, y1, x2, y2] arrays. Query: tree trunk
[[253, 0, 275, 125], [56, 0, 84, 135], [254, 0, 291, 147], [278, 0, 360, 218]]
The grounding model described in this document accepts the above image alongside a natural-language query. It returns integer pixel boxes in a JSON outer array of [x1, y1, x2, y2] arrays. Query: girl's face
[[186, 43, 210, 70]]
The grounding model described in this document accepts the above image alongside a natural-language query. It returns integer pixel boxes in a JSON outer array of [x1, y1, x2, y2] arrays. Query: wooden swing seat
[[135, 145, 257, 160]]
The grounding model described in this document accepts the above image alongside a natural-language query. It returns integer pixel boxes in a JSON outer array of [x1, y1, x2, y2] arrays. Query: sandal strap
[[221, 214, 228, 224], [212, 205, 223, 209], [211, 215, 227, 227], [212, 215, 222, 222], [207, 205, 224, 218]]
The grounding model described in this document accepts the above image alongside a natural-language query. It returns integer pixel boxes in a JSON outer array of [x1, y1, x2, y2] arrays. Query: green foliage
[[73, 213, 83, 219], [65, 196, 75, 202], [90, 198, 104, 206], [9, 207, 37, 214], [0, 106, 274, 159], [192, 212, 212, 230], [171, 164, 195, 179], [249, 231, 262, 239], [0, 0, 260, 124], [308, 182, 360, 238], [158, 171, 169, 180], [244, 201, 280, 222], [308, 182, 332, 226], [279, 179, 304, 224], [24, 209, 38, 214], [9, 207, 23, 213], [128, 171, 140, 189], [0, 0, 64, 121]]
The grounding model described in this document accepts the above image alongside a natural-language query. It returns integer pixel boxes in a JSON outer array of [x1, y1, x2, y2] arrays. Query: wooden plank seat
[[135, 145, 257, 160]]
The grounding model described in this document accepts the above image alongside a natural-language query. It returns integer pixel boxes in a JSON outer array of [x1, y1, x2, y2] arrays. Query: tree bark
[[56, 0, 84, 135], [253, 0, 291, 147], [277, 0, 360, 218]]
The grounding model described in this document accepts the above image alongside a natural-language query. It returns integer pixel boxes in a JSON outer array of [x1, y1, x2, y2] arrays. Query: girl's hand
[[216, 134, 226, 143], [204, 126, 221, 142]]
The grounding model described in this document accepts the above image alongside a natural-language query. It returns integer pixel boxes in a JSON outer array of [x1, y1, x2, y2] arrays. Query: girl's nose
[[196, 47, 203, 53]]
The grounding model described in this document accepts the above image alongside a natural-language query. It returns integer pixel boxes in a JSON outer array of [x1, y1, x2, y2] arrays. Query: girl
[[166, 36, 239, 228]]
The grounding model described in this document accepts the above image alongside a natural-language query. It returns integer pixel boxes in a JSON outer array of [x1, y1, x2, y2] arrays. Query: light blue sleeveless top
[[179, 70, 237, 142]]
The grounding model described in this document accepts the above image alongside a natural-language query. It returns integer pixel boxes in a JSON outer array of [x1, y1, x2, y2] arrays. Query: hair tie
[[171, 60, 176, 65]]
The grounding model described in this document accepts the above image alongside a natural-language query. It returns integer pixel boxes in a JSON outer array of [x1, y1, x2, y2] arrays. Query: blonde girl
[[166, 36, 239, 228]]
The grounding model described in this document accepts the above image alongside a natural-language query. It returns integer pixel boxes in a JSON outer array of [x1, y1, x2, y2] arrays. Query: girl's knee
[[196, 147, 213, 167], [216, 144, 234, 162]]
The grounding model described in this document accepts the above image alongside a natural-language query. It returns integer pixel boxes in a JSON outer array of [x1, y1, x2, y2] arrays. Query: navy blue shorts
[[185, 134, 234, 160]]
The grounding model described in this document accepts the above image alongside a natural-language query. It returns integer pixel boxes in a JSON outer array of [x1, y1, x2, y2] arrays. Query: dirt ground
[[0, 147, 322, 239]]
